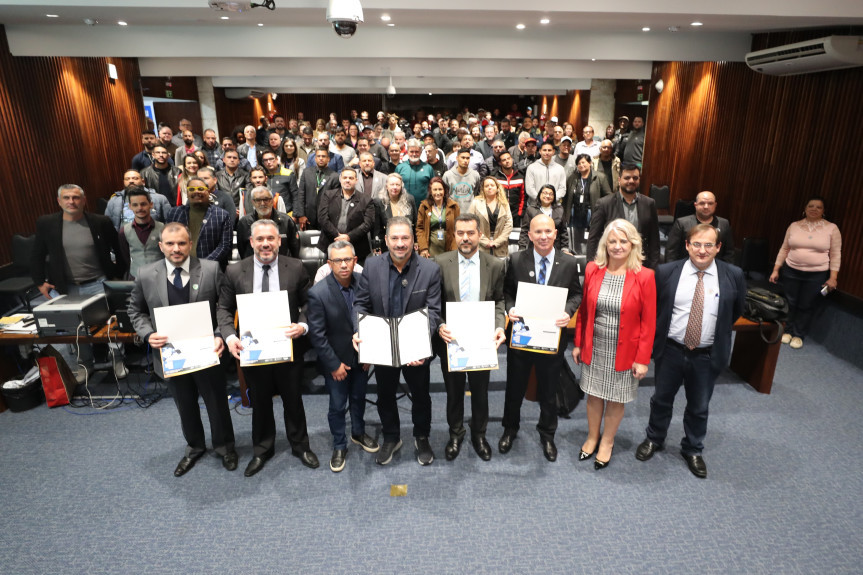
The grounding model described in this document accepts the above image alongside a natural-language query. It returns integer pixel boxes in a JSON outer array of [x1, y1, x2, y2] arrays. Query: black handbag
[[743, 287, 789, 344], [556, 361, 584, 418]]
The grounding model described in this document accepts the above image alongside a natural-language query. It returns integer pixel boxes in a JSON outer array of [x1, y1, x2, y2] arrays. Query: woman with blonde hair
[[572, 218, 656, 470], [469, 176, 513, 257], [374, 173, 416, 252]]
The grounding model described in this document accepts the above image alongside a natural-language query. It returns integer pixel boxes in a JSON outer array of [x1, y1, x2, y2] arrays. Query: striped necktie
[[538, 257, 548, 285], [684, 271, 705, 350], [460, 259, 472, 302]]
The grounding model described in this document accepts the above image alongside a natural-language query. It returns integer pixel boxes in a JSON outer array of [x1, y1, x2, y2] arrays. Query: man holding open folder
[[434, 213, 506, 462], [353, 216, 442, 466]]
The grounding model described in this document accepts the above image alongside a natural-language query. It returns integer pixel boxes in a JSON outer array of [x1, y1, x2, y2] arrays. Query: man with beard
[[174, 129, 199, 167], [166, 177, 233, 268], [197, 167, 237, 226], [317, 132, 346, 173], [317, 167, 375, 263], [330, 126, 357, 166], [297, 126, 316, 163], [131, 130, 159, 171], [216, 149, 250, 208], [237, 186, 300, 260], [354, 152, 387, 199], [296, 147, 341, 230], [478, 138, 507, 178], [260, 150, 299, 215], [619, 116, 646, 168], [396, 139, 435, 205], [141, 145, 182, 206], [592, 139, 621, 194], [170, 119, 203, 149], [492, 150, 526, 228], [105, 169, 170, 229], [199, 129, 222, 167], [434, 213, 506, 462], [219, 219, 319, 477], [118, 187, 165, 280]]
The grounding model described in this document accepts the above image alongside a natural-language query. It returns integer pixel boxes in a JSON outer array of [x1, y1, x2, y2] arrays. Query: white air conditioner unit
[[745, 36, 863, 76], [225, 89, 267, 99], [208, 1, 253, 12]]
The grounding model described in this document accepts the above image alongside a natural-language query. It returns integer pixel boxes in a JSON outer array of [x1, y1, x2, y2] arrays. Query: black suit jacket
[[266, 172, 299, 214], [317, 189, 376, 261], [217, 255, 311, 341], [587, 192, 661, 269], [236, 211, 300, 260], [306, 272, 362, 372], [296, 166, 340, 228], [31, 212, 122, 293], [654, 258, 746, 372]]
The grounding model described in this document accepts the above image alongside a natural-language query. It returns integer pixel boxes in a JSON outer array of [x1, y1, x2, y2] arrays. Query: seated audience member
[[317, 167, 376, 263], [141, 145, 182, 207], [105, 169, 171, 229], [666, 192, 735, 264], [118, 187, 165, 280], [166, 177, 233, 268], [237, 186, 300, 260], [519, 184, 570, 253], [468, 177, 513, 258]]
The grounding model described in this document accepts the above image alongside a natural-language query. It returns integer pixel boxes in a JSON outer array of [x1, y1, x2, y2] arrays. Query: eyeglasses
[[187, 186, 208, 192], [689, 242, 715, 249], [328, 257, 354, 265], [252, 197, 272, 204]]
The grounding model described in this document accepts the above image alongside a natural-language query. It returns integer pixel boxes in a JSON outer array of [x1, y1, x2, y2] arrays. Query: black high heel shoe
[[594, 445, 614, 470], [578, 443, 599, 461]]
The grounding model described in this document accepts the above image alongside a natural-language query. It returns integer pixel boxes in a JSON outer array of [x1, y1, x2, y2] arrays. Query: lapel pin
[[401, 278, 408, 287], [528, 271, 535, 277], [192, 284, 199, 290]]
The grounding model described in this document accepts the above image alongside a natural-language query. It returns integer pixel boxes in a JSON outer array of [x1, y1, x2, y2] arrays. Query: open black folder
[[357, 307, 432, 367]]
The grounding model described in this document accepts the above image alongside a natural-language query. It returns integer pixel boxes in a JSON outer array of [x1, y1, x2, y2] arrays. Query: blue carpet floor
[[1, 340, 861, 574]]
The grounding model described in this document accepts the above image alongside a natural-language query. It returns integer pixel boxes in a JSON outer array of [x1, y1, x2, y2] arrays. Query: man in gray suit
[[434, 213, 506, 461], [128, 222, 237, 477], [354, 152, 387, 200]]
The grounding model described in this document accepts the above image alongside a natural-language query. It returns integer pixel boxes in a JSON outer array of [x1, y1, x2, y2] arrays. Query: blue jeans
[[646, 341, 718, 456], [325, 366, 370, 450]]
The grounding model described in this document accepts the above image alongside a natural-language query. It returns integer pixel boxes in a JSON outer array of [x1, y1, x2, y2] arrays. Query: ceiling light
[[668, 26, 679, 32], [117, 21, 128, 26], [516, 24, 526, 30], [221, 16, 229, 20], [46, 14, 59, 18], [591, 58, 596, 62], [540, 18, 549, 25], [429, 93, 433, 96], [642, 27, 650, 32], [387, 23, 394, 27], [381, 15, 391, 22], [691, 22, 703, 27]]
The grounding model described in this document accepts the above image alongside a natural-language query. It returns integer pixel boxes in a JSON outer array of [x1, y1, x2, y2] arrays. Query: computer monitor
[[103, 281, 135, 332]]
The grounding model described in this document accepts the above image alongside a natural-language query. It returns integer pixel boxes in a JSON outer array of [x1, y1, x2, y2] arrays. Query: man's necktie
[[538, 257, 548, 286], [460, 259, 472, 302], [261, 264, 270, 293], [684, 271, 705, 350], [173, 267, 183, 290]]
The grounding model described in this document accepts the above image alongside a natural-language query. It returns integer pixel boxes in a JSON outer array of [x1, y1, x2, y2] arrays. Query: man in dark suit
[[635, 223, 746, 478], [434, 213, 506, 461], [307, 240, 380, 473], [586, 164, 660, 269], [32, 184, 123, 378], [236, 186, 300, 260], [218, 219, 319, 477], [665, 191, 735, 264], [166, 178, 233, 269], [127, 222, 238, 477], [296, 147, 340, 231], [499, 214, 583, 462], [317, 167, 376, 263], [353, 216, 442, 466]]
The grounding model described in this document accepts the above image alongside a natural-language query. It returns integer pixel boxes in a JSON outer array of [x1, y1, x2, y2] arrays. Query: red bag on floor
[[37, 345, 77, 407]]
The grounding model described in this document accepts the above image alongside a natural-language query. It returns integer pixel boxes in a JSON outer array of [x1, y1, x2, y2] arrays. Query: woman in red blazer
[[572, 219, 656, 469]]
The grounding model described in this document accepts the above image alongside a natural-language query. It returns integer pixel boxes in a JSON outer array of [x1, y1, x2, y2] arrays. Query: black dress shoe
[[541, 439, 558, 462], [498, 431, 517, 454], [472, 436, 492, 461], [173, 453, 203, 477], [350, 433, 380, 453], [594, 445, 614, 470], [329, 449, 346, 473], [683, 453, 707, 478], [444, 438, 462, 461], [244, 456, 268, 477], [635, 439, 664, 461], [293, 450, 320, 469], [222, 451, 239, 471]]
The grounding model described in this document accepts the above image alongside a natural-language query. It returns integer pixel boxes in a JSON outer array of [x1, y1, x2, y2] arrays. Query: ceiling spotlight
[[387, 23, 394, 27], [428, 92, 432, 96], [46, 14, 59, 18], [642, 27, 650, 32], [83, 18, 98, 26], [221, 16, 229, 20], [540, 18, 549, 25], [381, 14, 391, 22], [591, 58, 596, 62], [516, 23, 526, 30], [668, 26, 679, 32], [691, 22, 703, 27], [117, 21, 128, 26], [258, 23, 264, 26]]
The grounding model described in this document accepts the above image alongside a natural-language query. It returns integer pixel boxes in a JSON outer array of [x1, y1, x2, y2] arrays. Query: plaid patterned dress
[[579, 273, 638, 403]]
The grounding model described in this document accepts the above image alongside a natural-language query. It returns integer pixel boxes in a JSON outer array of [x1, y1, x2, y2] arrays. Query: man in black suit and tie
[[353, 216, 442, 466], [317, 167, 376, 263], [307, 241, 380, 473], [218, 219, 319, 477], [296, 147, 340, 231], [434, 214, 506, 461], [499, 214, 583, 462], [586, 164, 660, 269], [635, 224, 746, 478], [128, 222, 238, 477]]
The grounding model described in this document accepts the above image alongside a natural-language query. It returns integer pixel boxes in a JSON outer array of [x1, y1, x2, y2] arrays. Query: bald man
[[665, 191, 735, 264]]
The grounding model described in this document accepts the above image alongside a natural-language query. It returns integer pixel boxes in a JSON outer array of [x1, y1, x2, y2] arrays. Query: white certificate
[[357, 314, 395, 366], [154, 301, 219, 377], [397, 308, 433, 365], [445, 301, 499, 372], [236, 291, 293, 366], [510, 282, 568, 353]]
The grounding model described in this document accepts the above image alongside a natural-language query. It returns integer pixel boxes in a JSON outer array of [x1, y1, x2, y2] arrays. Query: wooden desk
[[730, 317, 780, 394]]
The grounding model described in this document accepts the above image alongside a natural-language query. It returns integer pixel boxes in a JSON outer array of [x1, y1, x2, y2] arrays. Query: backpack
[[743, 287, 789, 344]]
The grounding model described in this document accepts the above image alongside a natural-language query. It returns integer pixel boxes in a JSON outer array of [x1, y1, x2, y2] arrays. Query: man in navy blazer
[[166, 178, 232, 269], [353, 216, 442, 466], [307, 240, 380, 473], [635, 223, 746, 478]]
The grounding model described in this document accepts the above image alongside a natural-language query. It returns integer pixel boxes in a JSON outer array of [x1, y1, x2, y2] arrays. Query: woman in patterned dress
[[572, 219, 656, 469]]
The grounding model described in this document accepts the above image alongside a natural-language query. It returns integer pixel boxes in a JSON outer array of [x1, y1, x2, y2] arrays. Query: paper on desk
[[357, 314, 394, 366], [397, 308, 432, 365], [445, 301, 498, 372], [154, 301, 219, 377], [236, 291, 293, 366]]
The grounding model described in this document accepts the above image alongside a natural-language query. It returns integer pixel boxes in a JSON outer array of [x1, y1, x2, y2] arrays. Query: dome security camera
[[326, 0, 363, 39]]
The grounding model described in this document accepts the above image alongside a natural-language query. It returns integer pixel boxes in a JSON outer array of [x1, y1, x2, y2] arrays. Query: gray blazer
[[128, 257, 225, 378], [355, 170, 387, 200]]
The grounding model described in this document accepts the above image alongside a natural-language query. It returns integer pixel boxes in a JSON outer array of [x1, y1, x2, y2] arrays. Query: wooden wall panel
[[642, 60, 863, 300], [153, 101, 203, 136], [0, 25, 144, 265]]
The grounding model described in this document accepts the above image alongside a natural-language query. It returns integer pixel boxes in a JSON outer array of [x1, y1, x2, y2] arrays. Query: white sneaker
[[789, 337, 803, 349], [114, 362, 129, 379], [781, 333, 792, 344]]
